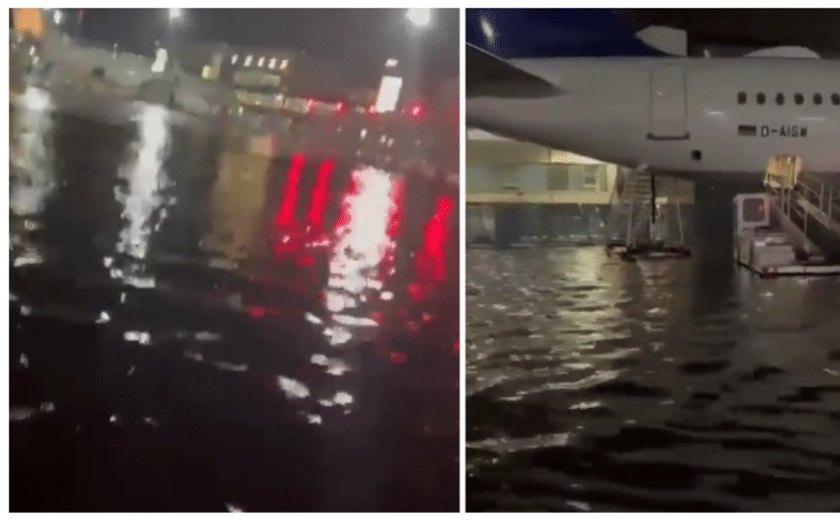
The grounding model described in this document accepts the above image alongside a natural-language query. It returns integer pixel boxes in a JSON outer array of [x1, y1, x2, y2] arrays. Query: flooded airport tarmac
[[10, 88, 459, 512], [466, 246, 840, 512]]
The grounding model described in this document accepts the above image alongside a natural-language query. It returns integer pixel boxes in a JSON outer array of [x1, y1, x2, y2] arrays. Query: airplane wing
[[466, 44, 561, 99]]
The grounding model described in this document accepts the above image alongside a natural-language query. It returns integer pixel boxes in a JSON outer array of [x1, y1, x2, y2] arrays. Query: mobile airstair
[[734, 155, 840, 277], [605, 169, 690, 260]]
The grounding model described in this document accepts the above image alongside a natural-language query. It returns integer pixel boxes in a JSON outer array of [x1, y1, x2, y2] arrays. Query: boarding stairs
[[765, 156, 840, 263], [605, 169, 688, 257]]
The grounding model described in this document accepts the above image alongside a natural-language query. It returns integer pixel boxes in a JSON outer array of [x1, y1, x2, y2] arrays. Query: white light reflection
[[318, 391, 354, 408], [277, 376, 310, 399], [10, 87, 55, 217], [326, 166, 397, 300], [112, 105, 171, 288], [124, 331, 151, 345]]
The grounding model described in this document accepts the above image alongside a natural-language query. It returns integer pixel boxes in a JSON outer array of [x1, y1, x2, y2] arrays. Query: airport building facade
[[466, 129, 695, 247]]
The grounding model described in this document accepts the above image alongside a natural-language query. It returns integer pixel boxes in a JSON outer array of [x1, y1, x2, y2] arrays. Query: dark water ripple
[[467, 246, 840, 511], [10, 88, 458, 511]]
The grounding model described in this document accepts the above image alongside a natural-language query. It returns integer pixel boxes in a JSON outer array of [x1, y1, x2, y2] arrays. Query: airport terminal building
[[466, 129, 695, 247]]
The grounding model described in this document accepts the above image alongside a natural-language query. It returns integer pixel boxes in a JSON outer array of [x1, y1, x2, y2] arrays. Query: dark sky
[[75, 8, 459, 88], [465, 9, 660, 58], [466, 8, 840, 58]]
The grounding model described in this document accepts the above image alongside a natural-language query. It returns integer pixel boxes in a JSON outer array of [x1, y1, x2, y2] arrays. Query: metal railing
[[767, 169, 840, 242]]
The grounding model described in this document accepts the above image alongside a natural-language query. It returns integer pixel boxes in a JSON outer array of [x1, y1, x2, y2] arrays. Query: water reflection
[[467, 246, 840, 512], [111, 104, 171, 288], [10, 89, 458, 511], [10, 86, 55, 217]]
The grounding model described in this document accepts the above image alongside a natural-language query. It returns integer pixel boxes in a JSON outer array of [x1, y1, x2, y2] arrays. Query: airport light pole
[[405, 8, 432, 28]]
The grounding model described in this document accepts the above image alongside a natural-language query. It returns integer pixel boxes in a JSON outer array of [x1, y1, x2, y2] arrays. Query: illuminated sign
[[374, 75, 403, 113]]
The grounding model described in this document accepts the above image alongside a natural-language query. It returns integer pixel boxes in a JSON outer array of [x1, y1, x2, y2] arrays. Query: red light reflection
[[415, 195, 453, 283], [307, 158, 335, 229], [275, 153, 306, 228]]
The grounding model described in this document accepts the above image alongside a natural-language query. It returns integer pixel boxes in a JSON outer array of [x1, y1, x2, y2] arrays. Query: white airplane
[[467, 27, 840, 181], [13, 9, 231, 117]]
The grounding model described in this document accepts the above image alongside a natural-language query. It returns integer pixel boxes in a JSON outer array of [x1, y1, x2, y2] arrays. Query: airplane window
[[795, 93, 804, 105], [776, 93, 785, 105], [756, 93, 766, 105], [832, 93, 840, 105], [737, 91, 746, 104], [814, 93, 823, 105]]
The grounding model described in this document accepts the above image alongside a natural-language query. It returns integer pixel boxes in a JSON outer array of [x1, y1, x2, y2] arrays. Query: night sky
[[74, 8, 459, 88], [466, 8, 840, 58], [465, 9, 662, 58]]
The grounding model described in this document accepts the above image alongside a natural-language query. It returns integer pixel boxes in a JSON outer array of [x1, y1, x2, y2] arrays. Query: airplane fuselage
[[467, 57, 840, 178]]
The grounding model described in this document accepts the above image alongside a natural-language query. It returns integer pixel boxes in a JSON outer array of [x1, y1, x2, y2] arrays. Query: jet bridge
[[734, 155, 840, 277]]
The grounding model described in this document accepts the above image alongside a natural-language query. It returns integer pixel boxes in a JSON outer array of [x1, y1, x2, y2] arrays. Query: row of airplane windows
[[737, 91, 840, 106]]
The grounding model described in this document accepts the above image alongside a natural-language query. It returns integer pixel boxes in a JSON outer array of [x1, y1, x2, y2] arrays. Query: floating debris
[[306, 414, 322, 425], [225, 503, 243, 513], [142, 417, 159, 428], [96, 311, 111, 323], [304, 312, 323, 325], [126, 365, 136, 376], [19, 353, 29, 369]]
